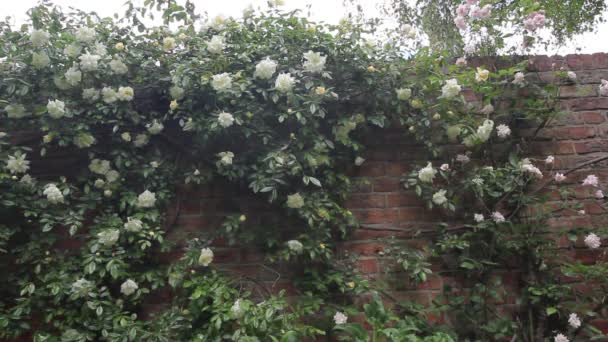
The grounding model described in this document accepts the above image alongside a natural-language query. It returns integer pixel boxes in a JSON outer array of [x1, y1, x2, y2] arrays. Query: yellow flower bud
[[315, 86, 326, 95], [115, 42, 125, 51]]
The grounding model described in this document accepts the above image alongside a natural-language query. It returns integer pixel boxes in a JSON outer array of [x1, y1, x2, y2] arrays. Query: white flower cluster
[[441, 78, 461, 98], [520, 159, 543, 179], [463, 120, 494, 147], [211, 73, 232, 92], [217, 112, 235, 128], [47, 99, 66, 118], [120, 279, 138, 295], [287, 240, 304, 254], [286, 193, 305, 208], [218, 151, 234, 165], [198, 247, 214, 266], [137, 190, 157, 208], [5, 104, 29, 119], [600, 79, 608, 97], [44, 183, 64, 203], [418, 163, 436, 183], [275, 73, 296, 93], [6, 153, 30, 174], [124, 217, 144, 232], [254, 58, 278, 80], [302, 51, 327, 73], [98, 229, 120, 247]]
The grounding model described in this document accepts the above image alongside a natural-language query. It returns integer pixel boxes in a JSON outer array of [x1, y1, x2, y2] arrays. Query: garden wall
[[154, 53, 608, 331]]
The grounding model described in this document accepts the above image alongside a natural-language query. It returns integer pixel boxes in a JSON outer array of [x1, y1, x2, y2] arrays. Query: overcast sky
[[4, 0, 607, 55]]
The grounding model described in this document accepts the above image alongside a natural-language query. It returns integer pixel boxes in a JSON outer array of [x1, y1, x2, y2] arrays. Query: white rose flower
[[441, 78, 461, 98], [89, 159, 111, 175], [32, 51, 50, 68], [432, 189, 448, 206], [595, 189, 604, 199], [480, 104, 494, 115], [170, 86, 185, 100], [82, 88, 100, 102], [146, 120, 164, 135], [47, 99, 66, 119], [208, 15, 228, 31], [354, 157, 366, 166], [94, 179, 105, 188], [104, 190, 112, 197], [7, 153, 30, 174], [584, 233, 601, 249], [231, 299, 245, 318], [568, 313, 581, 328], [211, 73, 232, 92], [286, 193, 305, 209], [217, 112, 235, 128], [554, 173, 566, 182], [417, 162, 436, 183], [64, 44, 82, 58], [456, 154, 470, 164], [545, 155, 554, 164], [492, 211, 505, 223], [162, 37, 176, 51], [120, 279, 138, 296], [137, 190, 156, 208], [71, 278, 93, 297], [105, 170, 120, 183], [440, 163, 450, 171], [496, 124, 511, 138], [275, 73, 296, 93], [102, 87, 118, 104], [206, 35, 225, 54], [117, 86, 134, 101], [98, 229, 120, 247], [74, 133, 95, 148], [600, 79, 608, 97], [396, 88, 412, 100], [302, 50, 327, 73], [475, 67, 490, 82], [79, 52, 101, 72], [43, 183, 64, 203], [474, 213, 485, 222], [512, 72, 525, 85], [554, 333, 569, 342], [582, 174, 599, 187], [5, 104, 29, 119], [287, 240, 304, 254], [134, 134, 149, 147], [567, 71, 577, 81], [75, 27, 96, 43], [20, 174, 34, 186], [30, 29, 50, 47], [521, 159, 543, 179], [64, 65, 82, 86], [93, 42, 107, 56], [333, 311, 348, 325], [121, 132, 132, 142], [254, 57, 278, 80], [198, 247, 214, 266], [124, 218, 144, 232], [109, 59, 128, 74], [218, 151, 234, 165]]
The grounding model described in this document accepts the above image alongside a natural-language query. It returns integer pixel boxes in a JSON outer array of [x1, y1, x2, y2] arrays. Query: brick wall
[[174, 54, 608, 330], [5, 54, 608, 341]]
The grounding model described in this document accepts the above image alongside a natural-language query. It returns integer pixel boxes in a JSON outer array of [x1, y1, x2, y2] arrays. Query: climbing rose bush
[[0, 1, 606, 341]]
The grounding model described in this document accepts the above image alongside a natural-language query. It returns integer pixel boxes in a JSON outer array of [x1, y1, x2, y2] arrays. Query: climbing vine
[[0, 0, 607, 341]]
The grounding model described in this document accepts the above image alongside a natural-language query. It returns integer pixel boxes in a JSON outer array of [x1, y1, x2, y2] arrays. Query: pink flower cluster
[[454, 0, 492, 31], [523, 10, 546, 31]]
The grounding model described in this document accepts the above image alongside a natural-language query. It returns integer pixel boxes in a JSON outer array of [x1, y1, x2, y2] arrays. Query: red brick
[[386, 192, 422, 207], [371, 178, 401, 192], [355, 258, 379, 273], [352, 209, 399, 224], [345, 194, 386, 209], [354, 162, 385, 177]]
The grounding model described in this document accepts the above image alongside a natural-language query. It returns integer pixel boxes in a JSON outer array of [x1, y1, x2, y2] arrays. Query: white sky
[[4, 0, 607, 55]]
